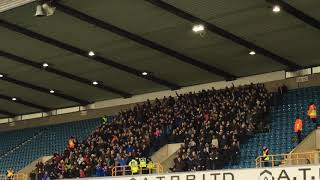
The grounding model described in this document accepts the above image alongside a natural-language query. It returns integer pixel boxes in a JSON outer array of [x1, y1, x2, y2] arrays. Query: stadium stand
[[0, 128, 43, 156], [229, 86, 320, 169], [1, 0, 320, 179], [29, 83, 271, 178], [168, 84, 271, 172], [0, 119, 100, 174], [1, 85, 319, 179]]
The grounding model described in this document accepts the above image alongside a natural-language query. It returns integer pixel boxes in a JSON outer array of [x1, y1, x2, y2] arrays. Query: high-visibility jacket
[[308, 104, 317, 119], [6, 170, 14, 179], [68, 138, 76, 149], [128, 159, 139, 173], [147, 161, 154, 169], [139, 158, 147, 168], [262, 148, 270, 161], [294, 118, 303, 132], [102, 116, 108, 124]]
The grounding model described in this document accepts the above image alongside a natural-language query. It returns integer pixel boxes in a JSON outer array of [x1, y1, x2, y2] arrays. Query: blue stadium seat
[[1, 86, 320, 172], [0, 118, 100, 173], [231, 86, 320, 169]]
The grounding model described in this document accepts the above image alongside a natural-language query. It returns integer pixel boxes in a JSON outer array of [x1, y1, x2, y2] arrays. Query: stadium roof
[[0, 0, 319, 117]]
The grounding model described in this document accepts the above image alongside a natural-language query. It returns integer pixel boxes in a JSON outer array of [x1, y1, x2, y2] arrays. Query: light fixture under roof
[[142, 72, 148, 76], [12, 97, 17, 101], [0, 74, 3, 78], [50, 90, 55, 94], [42, 62, 49, 68], [249, 51, 256, 55], [92, 81, 99, 85], [88, 51, 95, 57], [272, 5, 281, 13], [192, 24, 205, 33]]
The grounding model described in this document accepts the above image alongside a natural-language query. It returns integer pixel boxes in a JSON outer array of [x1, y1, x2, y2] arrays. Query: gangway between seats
[[112, 163, 163, 176]]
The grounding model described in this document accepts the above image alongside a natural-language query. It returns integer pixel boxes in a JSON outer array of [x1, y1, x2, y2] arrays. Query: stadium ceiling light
[[249, 51, 256, 55], [49, 89, 55, 94], [192, 24, 205, 33], [12, 97, 17, 101], [273, 5, 281, 13], [92, 81, 99, 85], [34, 1, 56, 17], [0, 74, 3, 78], [42, 62, 49, 68], [88, 51, 95, 57], [34, 4, 45, 17], [142, 72, 148, 76]]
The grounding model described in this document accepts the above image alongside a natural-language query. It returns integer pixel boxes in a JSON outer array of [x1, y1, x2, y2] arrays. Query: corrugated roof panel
[[0, 0, 34, 13]]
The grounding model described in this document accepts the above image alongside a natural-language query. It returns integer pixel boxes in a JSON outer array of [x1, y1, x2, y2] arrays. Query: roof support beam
[[55, 3, 237, 80], [0, 75, 90, 105], [0, 94, 50, 111], [0, 109, 16, 117], [0, 20, 180, 90], [145, 0, 303, 71], [267, 0, 320, 30], [0, 51, 132, 98]]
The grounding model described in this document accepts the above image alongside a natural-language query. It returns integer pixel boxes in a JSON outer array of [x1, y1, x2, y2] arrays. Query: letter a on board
[[278, 170, 290, 180]]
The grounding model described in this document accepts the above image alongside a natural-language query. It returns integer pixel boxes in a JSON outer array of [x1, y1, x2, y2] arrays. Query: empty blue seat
[[231, 86, 320, 169], [0, 118, 101, 174]]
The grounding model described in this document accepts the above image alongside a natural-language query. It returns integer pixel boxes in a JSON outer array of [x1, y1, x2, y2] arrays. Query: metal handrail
[[256, 151, 319, 168], [111, 163, 163, 176]]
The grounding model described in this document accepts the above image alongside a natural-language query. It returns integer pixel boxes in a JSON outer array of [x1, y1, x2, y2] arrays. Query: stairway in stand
[[229, 86, 320, 169]]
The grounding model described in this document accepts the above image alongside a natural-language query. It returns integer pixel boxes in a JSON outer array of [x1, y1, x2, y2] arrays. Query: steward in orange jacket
[[294, 116, 303, 143], [307, 103, 317, 123], [68, 136, 77, 150]]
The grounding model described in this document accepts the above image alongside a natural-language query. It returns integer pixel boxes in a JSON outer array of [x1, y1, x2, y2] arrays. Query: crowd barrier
[[0, 174, 27, 180], [111, 163, 163, 176], [256, 151, 320, 168]]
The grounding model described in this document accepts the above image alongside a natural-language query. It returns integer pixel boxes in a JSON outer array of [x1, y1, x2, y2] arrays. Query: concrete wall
[[0, 102, 137, 132], [291, 128, 320, 154], [286, 128, 320, 166], [151, 143, 182, 164], [19, 155, 52, 178], [265, 73, 320, 92], [151, 143, 182, 173]]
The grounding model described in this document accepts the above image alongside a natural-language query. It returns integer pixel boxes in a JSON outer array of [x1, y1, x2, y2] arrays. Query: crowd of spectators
[[170, 84, 271, 172], [33, 83, 271, 179]]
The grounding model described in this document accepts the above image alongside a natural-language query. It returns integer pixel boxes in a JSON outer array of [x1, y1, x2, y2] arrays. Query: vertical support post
[[271, 156, 274, 167], [314, 152, 319, 164]]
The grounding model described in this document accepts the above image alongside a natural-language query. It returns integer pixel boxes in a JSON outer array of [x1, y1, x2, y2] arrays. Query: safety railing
[[111, 163, 163, 176], [256, 151, 320, 168], [0, 173, 27, 180]]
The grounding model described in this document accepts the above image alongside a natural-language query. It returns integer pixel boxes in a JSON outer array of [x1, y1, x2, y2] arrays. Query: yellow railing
[[0, 174, 27, 180], [256, 151, 320, 168], [111, 163, 163, 176]]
